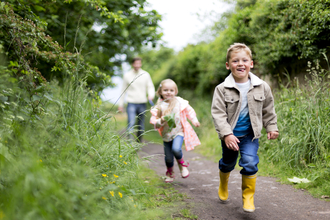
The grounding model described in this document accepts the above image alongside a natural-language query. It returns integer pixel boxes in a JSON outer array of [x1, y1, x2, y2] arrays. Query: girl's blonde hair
[[155, 79, 178, 118]]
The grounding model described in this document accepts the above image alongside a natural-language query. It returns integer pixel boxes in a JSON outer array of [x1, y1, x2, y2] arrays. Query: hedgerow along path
[[138, 142, 330, 220]]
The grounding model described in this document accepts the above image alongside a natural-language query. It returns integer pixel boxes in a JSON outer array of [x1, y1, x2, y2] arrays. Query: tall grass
[[0, 74, 182, 219], [259, 59, 330, 193]]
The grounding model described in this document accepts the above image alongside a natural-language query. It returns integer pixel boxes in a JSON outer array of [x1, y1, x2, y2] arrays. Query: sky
[[100, 0, 233, 103], [146, 0, 232, 51]]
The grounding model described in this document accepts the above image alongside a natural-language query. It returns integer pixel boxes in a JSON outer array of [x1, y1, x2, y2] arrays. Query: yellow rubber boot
[[242, 174, 257, 212], [218, 171, 230, 203]]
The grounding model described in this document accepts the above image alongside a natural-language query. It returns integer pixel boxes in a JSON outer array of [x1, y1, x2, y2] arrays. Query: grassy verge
[[0, 79, 189, 219], [99, 104, 196, 219]]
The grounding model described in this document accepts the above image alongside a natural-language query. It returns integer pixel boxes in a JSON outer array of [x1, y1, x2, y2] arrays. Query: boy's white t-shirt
[[158, 99, 184, 142], [234, 79, 252, 137]]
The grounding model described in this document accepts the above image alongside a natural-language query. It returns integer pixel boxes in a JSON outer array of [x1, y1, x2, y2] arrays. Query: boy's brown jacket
[[211, 72, 278, 140]]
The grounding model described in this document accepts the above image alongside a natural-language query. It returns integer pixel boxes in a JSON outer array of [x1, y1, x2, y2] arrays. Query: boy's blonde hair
[[155, 79, 178, 118], [226, 43, 252, 62]]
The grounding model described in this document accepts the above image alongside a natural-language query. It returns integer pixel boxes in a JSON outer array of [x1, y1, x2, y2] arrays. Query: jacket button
[[231, 99, 233, 101]]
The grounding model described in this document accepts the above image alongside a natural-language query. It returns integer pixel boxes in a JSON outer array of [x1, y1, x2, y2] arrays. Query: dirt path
[[138, 142, 330, 220]]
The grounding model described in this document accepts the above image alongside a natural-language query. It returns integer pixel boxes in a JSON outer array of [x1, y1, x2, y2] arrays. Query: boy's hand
[[224, 134, 240, 151], [267, 131, 279, 140]]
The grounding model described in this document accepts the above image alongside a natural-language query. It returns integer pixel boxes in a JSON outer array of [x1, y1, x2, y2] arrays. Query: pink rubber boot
[[165, 167, 175, 183], [177, 158, 189, 178]]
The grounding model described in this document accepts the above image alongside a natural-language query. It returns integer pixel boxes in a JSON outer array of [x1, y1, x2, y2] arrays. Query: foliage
[[0, 68, 186, 219], [147, 0, 330, 95], [261, 58, 330, 169], [138, 46, 175, 75], [163, 113, 176, 131], [246, 0, 330, 75], [0, 1, 112, 101], [256, 58, 330, 197], [0, 2, 184, 219], [4, 0, 162, 91], [137, 45, 175, 85], [169, 44, 208, 92]]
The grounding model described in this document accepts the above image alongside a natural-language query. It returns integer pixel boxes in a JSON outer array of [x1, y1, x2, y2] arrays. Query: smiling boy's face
[[226, 50, 253, 83]]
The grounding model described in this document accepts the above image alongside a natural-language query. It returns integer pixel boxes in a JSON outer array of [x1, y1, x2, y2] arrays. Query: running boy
[[211, 43, 279, 212]]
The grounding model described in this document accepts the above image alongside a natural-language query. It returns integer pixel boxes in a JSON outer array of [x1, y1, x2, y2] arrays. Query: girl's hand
[[224, 134, 240, 151], [267, 131, 279, 140], [160, 116, 166, 124], [192, 121, 200, 127]]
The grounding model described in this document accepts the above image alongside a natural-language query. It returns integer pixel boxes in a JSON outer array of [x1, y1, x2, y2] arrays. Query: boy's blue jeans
[[163, 135, 184, 168], [126, 103, 146, 137], [219, 132, 259, 176]]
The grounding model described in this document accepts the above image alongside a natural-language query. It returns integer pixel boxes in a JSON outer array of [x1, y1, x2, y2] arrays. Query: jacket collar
[[223, 72, 263, 88], [159, 96, 189, 111], [131, 68, 144, 75]]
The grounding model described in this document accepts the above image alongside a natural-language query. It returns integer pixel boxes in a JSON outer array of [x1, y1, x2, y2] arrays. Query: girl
[[150, 79, 201, 183]]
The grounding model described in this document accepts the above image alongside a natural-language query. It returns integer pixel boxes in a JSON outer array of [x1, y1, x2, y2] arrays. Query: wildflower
[[113, 174, 118, 178], [119, 155, 123, 158], [118, 192, 122, 198], [102, 174, 108, 177], [109, 191, 114, 197], [102, 197, 107, 200], [134, 205, 137, 208], [40, 159, 42, 162], [123, 161, 127, 165]]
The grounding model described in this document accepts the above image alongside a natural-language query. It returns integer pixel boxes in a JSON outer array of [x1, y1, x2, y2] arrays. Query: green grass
[[0, 78, 189, 220], [256, 62, 330, 198], [178, 208, 198, 219], [96, 103, 196, 219]]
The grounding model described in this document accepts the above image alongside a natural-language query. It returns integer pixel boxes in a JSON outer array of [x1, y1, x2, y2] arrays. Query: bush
[[261, 58, 330, 169]]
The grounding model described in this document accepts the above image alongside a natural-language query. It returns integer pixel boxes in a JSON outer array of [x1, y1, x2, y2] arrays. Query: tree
[[0, 1, 108, 118], [4, 0, 162, 92]]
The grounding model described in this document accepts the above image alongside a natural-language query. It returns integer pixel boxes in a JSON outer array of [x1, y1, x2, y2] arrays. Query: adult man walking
[[118, 57, 155, 142]]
